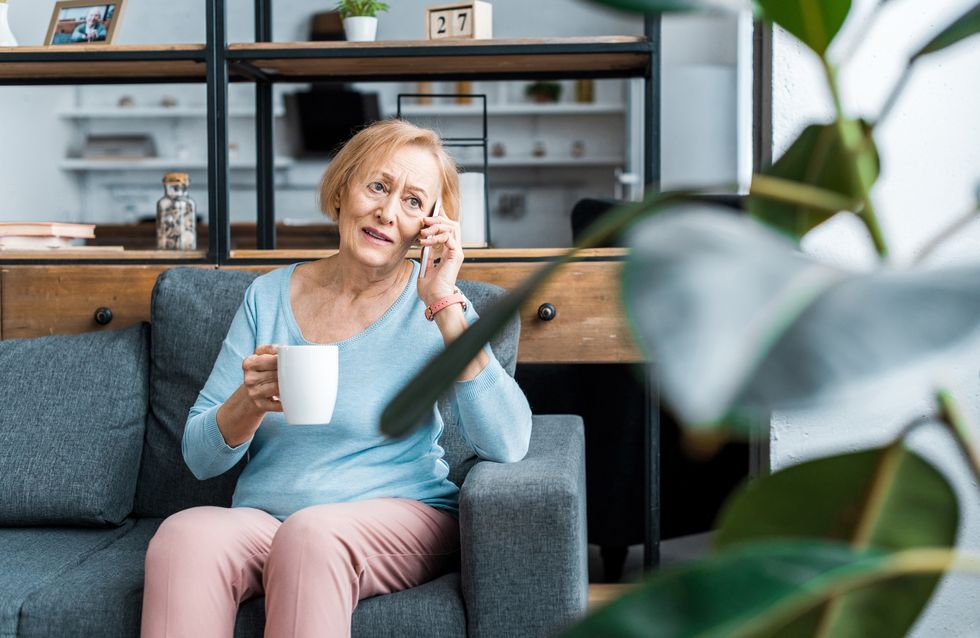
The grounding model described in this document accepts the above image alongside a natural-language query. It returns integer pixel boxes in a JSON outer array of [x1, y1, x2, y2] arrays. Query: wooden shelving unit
[[0, 1, 664, 571]]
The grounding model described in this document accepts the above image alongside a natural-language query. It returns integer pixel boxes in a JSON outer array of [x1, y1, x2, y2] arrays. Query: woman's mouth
[[362, 228, 393, 244]]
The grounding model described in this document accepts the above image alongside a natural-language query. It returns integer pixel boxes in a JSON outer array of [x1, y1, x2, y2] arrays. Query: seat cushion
[[234, 572, 467, 638], [0, 323, 150, 526], [5, 515, 463, 638], [0, 521, 138, 637], [12, 518, 162, 638]]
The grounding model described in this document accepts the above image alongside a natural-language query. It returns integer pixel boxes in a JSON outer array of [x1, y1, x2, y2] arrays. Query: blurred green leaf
[[715, 442, 959, 636], [380, 190, 693, 438], [749, 120, 879, 241], [757, 0, 851, 57], [913, 2, 980, 60], [623, 207, 980, 426], [562, 540, 958, 637]]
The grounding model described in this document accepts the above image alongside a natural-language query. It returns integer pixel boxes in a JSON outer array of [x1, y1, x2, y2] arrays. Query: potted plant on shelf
[[335, 0, 389, 43], [524, 81, 563, 104]]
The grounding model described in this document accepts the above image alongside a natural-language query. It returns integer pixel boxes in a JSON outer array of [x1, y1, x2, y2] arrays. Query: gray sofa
[[0, 267, 588, 638]]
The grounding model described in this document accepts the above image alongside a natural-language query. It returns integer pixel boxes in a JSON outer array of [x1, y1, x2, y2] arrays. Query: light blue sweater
[[181, 259, 533, 521]]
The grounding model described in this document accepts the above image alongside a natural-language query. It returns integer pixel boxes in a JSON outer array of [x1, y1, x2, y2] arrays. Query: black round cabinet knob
[[94, 307, 114, 326], [537, 303, 557, 321]]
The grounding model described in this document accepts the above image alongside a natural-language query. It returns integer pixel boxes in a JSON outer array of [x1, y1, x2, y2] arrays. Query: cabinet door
[[1, 262, 643, 363], [0, 266, 204, 339]]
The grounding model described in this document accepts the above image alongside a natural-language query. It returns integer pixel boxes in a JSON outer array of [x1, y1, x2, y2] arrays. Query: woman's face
[[334, 144, 442, 270]]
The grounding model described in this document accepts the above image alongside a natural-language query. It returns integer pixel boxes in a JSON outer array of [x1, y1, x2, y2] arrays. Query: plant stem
[[912, 203, 980, 265], [936, 389, 980, 487], [872, 62, 915, 134], [821, 58, 889, 258]]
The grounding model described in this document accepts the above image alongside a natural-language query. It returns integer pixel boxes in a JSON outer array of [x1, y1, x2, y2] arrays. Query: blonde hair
[[318, 119, 461, 223]]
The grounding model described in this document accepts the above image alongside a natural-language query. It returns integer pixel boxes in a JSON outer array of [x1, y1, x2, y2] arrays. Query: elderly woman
[[140, 119, 533, 637]]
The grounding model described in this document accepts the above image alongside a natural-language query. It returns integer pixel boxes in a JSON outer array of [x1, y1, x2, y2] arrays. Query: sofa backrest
[[134, 266, 519, 518]]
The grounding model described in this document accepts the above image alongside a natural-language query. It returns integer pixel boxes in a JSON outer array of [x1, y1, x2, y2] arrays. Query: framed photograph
[[45, 0, 126, 46]]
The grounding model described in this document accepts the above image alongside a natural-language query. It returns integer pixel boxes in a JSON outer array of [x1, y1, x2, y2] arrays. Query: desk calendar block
[[426, 1, 492, 40]]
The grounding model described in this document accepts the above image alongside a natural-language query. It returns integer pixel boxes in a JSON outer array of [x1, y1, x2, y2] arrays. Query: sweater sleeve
[[181, 288, 258, 480], [451, 298, 533, 463]]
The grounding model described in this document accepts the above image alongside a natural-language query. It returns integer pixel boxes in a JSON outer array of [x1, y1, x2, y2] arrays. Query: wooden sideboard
[[0, 253, 643, 364]]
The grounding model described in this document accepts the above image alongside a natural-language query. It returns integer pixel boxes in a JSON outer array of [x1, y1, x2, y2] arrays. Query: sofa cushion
[[134, 268, 521, 517], [134, 268, 260, 518], [234, 572, 466, 638], [8, 517, 463, 638], [0, 522, 137, 637], [0, 323, 149, 526]]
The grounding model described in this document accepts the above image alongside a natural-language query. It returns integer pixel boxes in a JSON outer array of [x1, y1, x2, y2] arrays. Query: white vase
[[0, 3, 18, 47], [343, 16, 378, 42]]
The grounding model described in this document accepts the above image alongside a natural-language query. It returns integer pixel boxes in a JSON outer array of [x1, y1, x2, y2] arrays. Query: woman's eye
[[407, 197, 421, 209], [369, 182, 386, 193]]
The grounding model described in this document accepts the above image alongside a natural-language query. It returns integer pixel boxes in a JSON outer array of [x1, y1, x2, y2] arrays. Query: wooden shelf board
[[0, 44, 207, 81], [228, 37, 650, 79], [230, 247, 628, 261], [0, 250, 207, 261], [588, 583, 639, 610]]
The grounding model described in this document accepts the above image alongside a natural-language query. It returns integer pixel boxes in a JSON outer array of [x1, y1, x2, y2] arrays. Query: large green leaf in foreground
[[913, 2, 980, 60], [749, 120, 879, 242], [623, 208, 980, 427], [757, 0, 851, 57], [562, 541, 958, 637], [715, 443, 959, 637]]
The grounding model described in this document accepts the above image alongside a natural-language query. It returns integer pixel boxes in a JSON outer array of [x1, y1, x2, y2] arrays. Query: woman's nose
[[376, 196, 398, 223]]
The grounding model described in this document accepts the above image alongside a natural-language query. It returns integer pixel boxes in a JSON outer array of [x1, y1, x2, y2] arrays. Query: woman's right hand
[[242, 344, 282, 414]]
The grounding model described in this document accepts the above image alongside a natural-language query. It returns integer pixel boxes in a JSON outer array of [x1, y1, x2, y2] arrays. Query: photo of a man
[[45, 2, 124, 46], [70, 7, 108, 43]]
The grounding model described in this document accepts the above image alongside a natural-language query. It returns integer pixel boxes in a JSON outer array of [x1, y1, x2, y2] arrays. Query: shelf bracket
[[231, 61, 272, 83]]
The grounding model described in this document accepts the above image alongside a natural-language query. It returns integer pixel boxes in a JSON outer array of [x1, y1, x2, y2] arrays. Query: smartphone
[[419, 195, 442, 279]]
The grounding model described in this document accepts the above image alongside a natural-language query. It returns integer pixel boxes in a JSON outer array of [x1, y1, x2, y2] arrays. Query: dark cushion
[[8, 519, 463, 638], [234, 572, 467, 638], [0, 324, 149, 526], [13, 518, 161, 638], [134, 267, 520, 516], [134, 268, 259, 518], [0, 522, 137, 637]]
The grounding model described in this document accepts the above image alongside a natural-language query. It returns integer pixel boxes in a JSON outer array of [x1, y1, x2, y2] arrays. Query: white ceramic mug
[[276, 345, 339, 425]]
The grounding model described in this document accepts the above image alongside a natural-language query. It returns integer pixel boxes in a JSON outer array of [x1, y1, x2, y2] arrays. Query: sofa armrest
[[459, 414, 588, 638]]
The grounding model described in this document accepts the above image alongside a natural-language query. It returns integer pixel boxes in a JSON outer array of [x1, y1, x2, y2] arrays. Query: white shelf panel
[[58, 107, 285, 119], [390, 103, 625, 117], [461, 156, 624, 168], [60, 157, 295, 170]]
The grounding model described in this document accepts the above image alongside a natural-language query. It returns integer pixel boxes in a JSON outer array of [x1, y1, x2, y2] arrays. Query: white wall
[[769, 0, 980, 634]]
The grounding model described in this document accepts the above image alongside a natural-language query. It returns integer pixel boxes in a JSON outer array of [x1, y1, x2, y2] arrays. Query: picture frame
[[44, 0, 126, 46]]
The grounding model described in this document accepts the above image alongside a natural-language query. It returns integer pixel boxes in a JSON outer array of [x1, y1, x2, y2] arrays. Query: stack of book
[[0, 222, 97, 250]]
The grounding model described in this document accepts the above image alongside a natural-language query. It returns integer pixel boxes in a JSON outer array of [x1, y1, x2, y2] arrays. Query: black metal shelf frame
[[1, 0, 663, 570]]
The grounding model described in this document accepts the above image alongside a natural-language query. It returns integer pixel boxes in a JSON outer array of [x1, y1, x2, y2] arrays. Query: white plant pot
[[0, 4, 18, 47], [343, 16, 378, 42]]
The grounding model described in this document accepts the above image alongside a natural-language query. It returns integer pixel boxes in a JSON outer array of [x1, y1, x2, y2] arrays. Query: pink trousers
[[140, 498, 460, 638]]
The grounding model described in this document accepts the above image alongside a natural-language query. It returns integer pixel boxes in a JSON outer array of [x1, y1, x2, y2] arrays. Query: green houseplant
[[525, 81, 563, 103], [335, 0, 390, 42], [382, 0, 980, 635]]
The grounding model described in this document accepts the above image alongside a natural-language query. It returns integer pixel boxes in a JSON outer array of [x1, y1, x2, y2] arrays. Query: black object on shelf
[[285, 85, 382, 157]]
